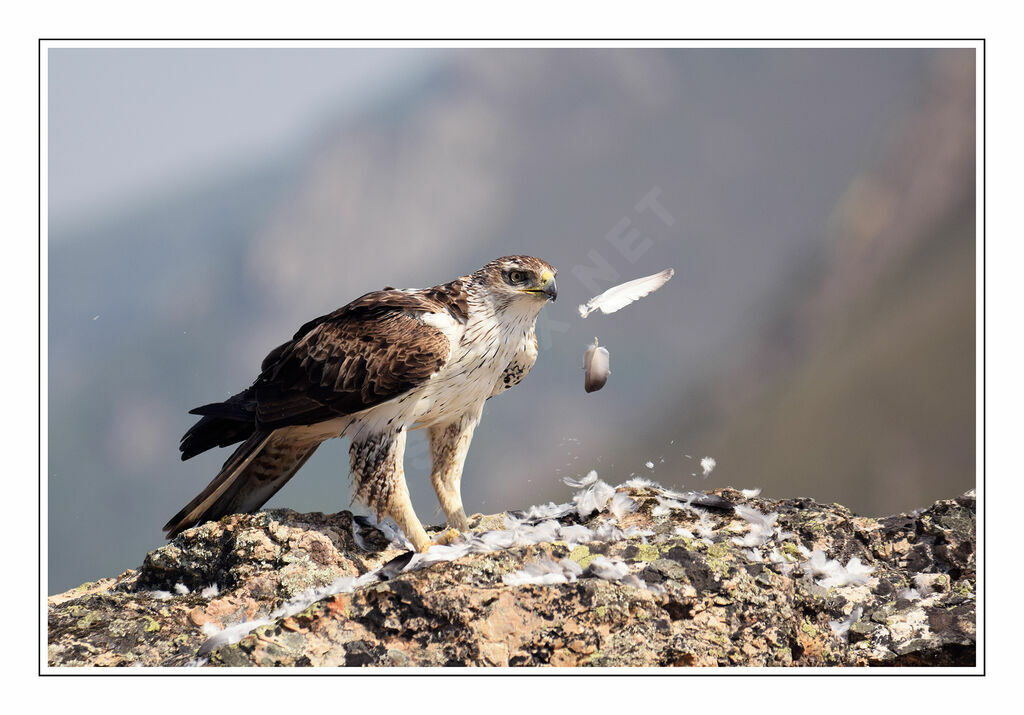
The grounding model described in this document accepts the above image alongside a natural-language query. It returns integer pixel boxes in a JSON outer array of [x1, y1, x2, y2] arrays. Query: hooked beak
[[541, 275, 557, 301], [525, 270, 557, 301]]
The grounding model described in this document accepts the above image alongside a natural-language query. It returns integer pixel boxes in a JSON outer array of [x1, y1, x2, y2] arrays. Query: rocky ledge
[[47, 476, 976, 667]]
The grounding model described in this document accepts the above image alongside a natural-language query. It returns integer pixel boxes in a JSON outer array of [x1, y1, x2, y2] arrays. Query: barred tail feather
[[163, 429, 321, 538]]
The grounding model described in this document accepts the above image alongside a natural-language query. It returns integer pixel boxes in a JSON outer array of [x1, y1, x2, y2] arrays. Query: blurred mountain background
[[47, 48, 976, 594]]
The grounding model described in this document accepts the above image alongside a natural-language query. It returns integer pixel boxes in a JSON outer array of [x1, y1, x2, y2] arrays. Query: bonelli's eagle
[[165, 256, 557, 552]]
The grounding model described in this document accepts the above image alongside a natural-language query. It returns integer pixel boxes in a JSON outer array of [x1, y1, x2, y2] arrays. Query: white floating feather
[[578, 268, 675, 318], [563, 470, 598, 488]]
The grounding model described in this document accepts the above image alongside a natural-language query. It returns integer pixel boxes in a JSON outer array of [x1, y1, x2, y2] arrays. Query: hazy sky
[[47, 48, 438, 228]]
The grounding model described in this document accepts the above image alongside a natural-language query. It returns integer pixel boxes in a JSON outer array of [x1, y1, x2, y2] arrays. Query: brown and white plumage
[[165, 256, 558, 552]]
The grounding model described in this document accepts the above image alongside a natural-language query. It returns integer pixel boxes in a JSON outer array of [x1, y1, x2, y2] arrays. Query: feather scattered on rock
[[516, 520, 564, 546], [200, 621, 223, 637], [197, 618, 273, 656], [622, 477, 657, 489], [683, 492, 735, 511], [196, 471, 735, 655], [583, 556, 662, 594], [357, 513, 411, 550], [578, 268, 675, 318], [829, 606, 864, 639], [913, 573, 936, 596], [609, 491, 639, 520], [622, 525, 655, 539], [732, 504, 780, 547], [801, 549, 874, 588], [592, 521, 625, 542], [652, 496, 688, 517], [502, 558, 583, 587], [694, 513, 717, 540], [507, 501, 576, 524], [378, 551, 416, 579], [584, 556, 631, 581], [559, 524, 595, 546], [570, 472, 616, 518], [351, 518, 371, 551], [583, 338, 611, 393]]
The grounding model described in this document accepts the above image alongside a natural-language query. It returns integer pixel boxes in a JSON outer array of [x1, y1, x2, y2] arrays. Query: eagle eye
[[508, 270, 527, 284]]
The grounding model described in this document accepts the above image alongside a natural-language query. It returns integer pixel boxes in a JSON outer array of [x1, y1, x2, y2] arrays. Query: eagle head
[[475, 256, 558, 312]]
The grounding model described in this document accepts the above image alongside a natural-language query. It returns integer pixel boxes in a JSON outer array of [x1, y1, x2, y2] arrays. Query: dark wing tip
[[188, 402, 229, 417], [689, 492, 736, 511]]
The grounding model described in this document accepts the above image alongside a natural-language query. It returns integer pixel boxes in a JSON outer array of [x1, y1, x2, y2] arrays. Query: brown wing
[[252, 290, 456, 428], [182, 287, 463, 460]]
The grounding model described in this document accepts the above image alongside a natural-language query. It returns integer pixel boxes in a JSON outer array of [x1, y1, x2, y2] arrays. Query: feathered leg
[[350, 427, 430, 552], [428, 416, 478, 532]]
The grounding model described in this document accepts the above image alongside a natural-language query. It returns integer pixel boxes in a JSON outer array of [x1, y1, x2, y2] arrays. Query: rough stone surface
[[47, 485, 976, 667]]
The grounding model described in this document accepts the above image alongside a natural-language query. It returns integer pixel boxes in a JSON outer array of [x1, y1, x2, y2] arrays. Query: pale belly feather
[[411, 338, 510, 427]]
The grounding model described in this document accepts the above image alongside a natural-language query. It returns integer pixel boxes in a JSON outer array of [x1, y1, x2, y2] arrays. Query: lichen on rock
[[47, 479, 975, 668]]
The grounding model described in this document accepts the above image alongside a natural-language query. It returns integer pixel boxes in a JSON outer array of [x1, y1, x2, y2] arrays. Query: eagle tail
[[163, 429, 321, 538]]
